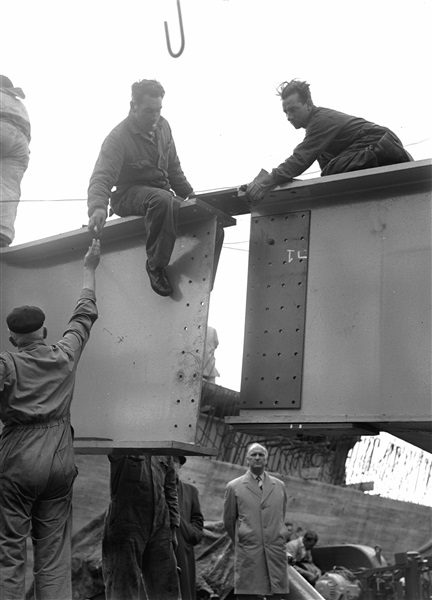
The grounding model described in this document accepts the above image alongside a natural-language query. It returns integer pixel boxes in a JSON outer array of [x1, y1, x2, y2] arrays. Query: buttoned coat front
[[223, 470, 289, 596]]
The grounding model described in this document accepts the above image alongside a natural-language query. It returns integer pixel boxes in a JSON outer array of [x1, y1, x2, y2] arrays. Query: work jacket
[[107, 455, 180, 530], [175, 479, 204, 600], [0, 87, 31, 141], [87, 115, 193, 216], [0, 289, 97, 428], [271, 106, 398, 182]]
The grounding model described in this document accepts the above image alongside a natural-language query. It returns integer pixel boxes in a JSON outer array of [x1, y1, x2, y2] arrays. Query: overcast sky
[[2, 0, 431, 391]]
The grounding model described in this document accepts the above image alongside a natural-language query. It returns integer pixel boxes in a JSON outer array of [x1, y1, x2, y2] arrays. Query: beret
[[6, 305, 45, 334]]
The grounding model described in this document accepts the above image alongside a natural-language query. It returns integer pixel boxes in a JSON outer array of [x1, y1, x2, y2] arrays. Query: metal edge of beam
[[224, 422, 380, 436], [254, 159, 432, 215], [271, 158, 432, 199], [196, 159, 432, 217], [226, 413, 432, 424], [0, 199, 235, 263], [73, 439, 217, 456]]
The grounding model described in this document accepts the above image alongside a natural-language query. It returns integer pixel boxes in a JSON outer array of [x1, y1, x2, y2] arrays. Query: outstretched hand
[[88, 208, 107, 237], [84, 239, 101, 270]]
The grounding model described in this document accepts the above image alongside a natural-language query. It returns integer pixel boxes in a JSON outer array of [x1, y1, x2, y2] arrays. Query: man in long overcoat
[[173, 456, 204, 600], [223, 443, 289, 600]]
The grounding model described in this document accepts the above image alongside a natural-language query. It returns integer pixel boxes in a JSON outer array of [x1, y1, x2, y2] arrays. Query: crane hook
[[164, 0, 185, 58]]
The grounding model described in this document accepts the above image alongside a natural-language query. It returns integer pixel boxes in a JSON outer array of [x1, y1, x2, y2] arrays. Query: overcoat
[[223, 470, 289, 595], [175, 480, 204, 600]]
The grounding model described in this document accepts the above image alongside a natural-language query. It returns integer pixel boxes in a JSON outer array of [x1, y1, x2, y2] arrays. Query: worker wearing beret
[[0, 239, 100, 600]]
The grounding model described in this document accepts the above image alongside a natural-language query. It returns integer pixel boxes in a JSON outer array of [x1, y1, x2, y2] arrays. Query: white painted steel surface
[[0, 201, 234, 453], [232, 161, 432, 449]]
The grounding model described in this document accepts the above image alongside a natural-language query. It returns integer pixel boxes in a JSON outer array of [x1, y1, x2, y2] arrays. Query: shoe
[[146, 261, 173, 297]]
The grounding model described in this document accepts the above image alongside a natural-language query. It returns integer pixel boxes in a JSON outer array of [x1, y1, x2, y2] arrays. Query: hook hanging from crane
[[164, 0, 185, 58]]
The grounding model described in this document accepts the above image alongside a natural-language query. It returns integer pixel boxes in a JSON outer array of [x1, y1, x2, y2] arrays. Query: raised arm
[[83, 239, 101, 292]]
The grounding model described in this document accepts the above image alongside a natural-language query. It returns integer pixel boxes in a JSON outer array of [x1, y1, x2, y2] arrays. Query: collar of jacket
[[127, 114, 166, 138], [304, 105, 318, 129], [17, 340, 47, 352]]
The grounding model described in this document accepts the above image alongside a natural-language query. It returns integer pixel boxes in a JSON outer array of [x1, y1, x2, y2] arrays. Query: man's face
[[131, 94, 163, 133], [282, 92, 312, 129], [246, 444, 268, 475], [303, 535, 318, 550]]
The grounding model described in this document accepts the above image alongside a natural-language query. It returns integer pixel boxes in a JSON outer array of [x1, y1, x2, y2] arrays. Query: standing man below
[[0, 75, 31, 247], [0, 239, 100, 600], [87, 78, 223, 297], [173, 455, 204, 600], [286, 529, 322, 587], [102, 455, 181, 600], [245, 79, 413, 203], [223, 443, 289, 600]]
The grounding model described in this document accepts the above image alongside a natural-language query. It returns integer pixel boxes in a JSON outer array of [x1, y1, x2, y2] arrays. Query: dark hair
[[277, 79, 312, 104], [131, 79, 165, 106], [304, 529, 319, 542]]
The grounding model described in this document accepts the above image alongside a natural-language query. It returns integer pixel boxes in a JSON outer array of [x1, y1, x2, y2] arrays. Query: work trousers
[[102, 499, 180, 600], [111, 185, 225, 288], [0, 418, 77, 600], [111, 186, 180, 269], [0, 121, 30, 245], [321, 127, 412, 177]]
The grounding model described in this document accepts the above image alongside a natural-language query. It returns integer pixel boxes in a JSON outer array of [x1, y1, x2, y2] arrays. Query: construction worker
[[286, 530, 322, 586], [0, 75, 31, 247], [246, 79, 413, 203], [102, 455, 181, 600], [0, 239, 100, 600], [87, 78, 224, 297]]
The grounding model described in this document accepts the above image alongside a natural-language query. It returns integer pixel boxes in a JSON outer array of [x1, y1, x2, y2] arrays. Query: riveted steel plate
[[0, 201, 234, 452], [240, 210, 310, 409]]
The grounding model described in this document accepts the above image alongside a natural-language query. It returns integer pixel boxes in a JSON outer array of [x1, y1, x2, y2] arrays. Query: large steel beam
[[226, 160, 432, 453], [0, 199, 235, 455]]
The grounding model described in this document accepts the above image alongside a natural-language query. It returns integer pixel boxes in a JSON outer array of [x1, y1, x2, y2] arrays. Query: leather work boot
[[146, 261, 173, 297]]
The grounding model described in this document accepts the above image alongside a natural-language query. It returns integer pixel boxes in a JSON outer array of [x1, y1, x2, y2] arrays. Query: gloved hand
[[245, 181, 267, 203], [245, 169, 275, 204]]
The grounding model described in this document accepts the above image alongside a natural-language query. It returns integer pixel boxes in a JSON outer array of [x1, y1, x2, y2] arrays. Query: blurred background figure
[[371, 544, 388, 567], [173, 456, 204, 600], [203, 326, 220, 384], [286, 529, 322, 587], [284, 521, 294, 542], [0, 75, 31, 247]]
